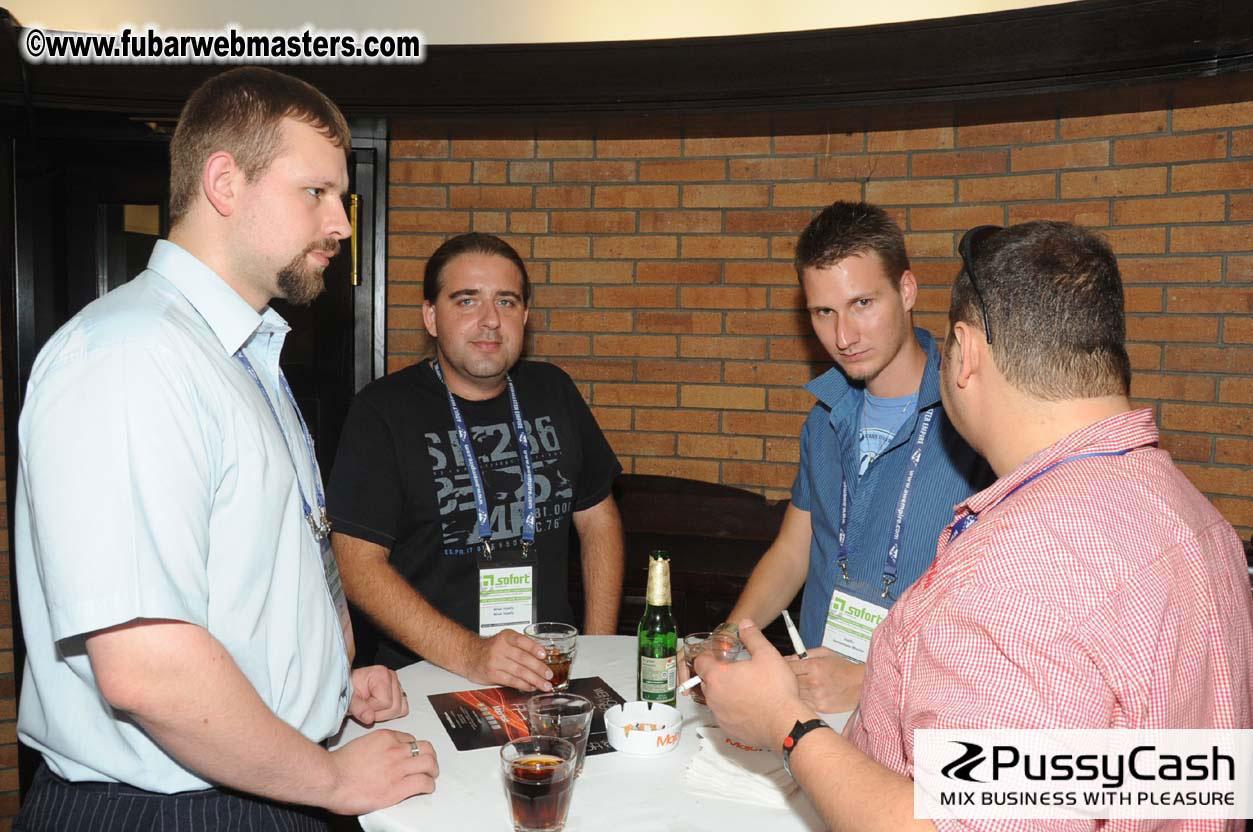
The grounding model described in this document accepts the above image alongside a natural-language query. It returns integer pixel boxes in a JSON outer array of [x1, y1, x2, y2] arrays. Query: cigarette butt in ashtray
[[781, 610, 808, 660], [605, 702, 683, 755]]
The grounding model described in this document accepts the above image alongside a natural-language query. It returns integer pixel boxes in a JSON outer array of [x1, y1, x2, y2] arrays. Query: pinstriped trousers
[[15, 764, 330, 832]]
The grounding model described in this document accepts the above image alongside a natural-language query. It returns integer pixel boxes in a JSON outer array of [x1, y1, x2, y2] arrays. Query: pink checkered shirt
[[848, 408, 1253, 831]]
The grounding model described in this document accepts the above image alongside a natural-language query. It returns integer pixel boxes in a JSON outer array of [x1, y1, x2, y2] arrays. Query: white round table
[[334, 635, 833, 831]]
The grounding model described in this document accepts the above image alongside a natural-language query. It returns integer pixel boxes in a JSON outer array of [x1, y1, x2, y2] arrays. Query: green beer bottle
[[637, 550, 678, 705]]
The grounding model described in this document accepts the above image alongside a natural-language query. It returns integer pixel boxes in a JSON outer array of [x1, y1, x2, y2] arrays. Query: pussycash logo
[[939, 740, 1235, 789], [942, 742, 986, 782]]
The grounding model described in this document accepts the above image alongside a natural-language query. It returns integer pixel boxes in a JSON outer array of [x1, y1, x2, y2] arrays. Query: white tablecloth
[[334, 635, 837, 831]]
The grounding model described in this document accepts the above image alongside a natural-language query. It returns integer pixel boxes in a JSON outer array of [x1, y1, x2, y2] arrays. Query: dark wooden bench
[[570, 473, 800, 651], [1246, 537, 1252, 589]]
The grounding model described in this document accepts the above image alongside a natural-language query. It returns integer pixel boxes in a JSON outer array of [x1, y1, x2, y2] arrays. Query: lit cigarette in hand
[[677, 675, 702, 694], [781, 610, 808, 660]]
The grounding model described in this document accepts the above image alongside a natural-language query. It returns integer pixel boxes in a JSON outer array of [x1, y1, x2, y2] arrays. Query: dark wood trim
[[2, 0, 1251, 122], [0, 133, 41, 797], [3, 135, 31, 452], [349, 118, 389, 384], [2, 138, 16, 551], [2, 138, 18, 432], [373, 130, 388, 380]]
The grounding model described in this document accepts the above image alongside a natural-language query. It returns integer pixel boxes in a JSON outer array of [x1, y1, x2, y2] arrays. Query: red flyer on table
[[427, 676, 627, 755]]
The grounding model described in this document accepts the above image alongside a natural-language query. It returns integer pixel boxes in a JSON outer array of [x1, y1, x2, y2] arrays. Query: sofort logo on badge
[[830, 596, 885, 627]]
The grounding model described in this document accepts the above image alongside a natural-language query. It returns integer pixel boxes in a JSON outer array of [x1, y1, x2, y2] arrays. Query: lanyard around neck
[[235, 351, 329, 541], [432, 360, 536, 556], [948, 447, 1144, 544], [838, 407, 936, 598]]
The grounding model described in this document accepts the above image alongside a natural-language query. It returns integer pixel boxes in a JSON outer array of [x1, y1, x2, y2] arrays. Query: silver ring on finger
[[409, 740, 420, 758]]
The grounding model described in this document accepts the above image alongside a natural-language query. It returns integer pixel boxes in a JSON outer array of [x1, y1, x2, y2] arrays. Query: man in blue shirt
[[724, 201, 989, 713]]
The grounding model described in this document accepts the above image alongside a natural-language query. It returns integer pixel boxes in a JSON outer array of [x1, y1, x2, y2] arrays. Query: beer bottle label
[[639, 655, 677, 698]]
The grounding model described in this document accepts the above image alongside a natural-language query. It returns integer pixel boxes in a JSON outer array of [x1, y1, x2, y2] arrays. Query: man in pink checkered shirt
[[696, 220, 1253, 831]]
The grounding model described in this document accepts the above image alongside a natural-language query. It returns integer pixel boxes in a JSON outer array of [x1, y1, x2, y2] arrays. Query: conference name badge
[[478, 563, 534, 638], [821, 587, 889, 663]]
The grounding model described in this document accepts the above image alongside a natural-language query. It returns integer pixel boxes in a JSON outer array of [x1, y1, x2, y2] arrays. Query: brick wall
[[386, 72, 1253, 538]]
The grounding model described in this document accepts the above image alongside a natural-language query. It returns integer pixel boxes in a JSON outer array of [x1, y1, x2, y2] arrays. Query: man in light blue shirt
[[15, 68, 438, 831], [724, 202, 989, 715]]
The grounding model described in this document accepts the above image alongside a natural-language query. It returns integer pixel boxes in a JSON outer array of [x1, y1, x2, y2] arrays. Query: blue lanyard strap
[[948, 447, 1144, 544], [838, 407, 936, 598], [432, 360, 535, 556], [235, 351, 329, 540]]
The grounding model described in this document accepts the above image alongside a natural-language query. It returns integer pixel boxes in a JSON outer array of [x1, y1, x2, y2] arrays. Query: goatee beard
[[276, 239, 339, 306]]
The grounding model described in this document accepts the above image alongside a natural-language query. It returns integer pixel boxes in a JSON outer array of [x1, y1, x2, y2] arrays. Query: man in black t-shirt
[[328, 233, 624, 690]]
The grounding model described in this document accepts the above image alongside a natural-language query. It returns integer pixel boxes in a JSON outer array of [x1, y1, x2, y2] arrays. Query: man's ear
[[422, 301, 438, 339], [202, 151, 240, 218], [950, 320, 984, 389], [898, 269, 918, 312]]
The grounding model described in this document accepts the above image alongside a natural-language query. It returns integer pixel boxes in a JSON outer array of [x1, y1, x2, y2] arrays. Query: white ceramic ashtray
[[604, 701, 683, 756]]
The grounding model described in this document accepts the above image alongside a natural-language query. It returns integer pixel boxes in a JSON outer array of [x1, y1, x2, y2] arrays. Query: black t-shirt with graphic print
[[327, 359, 621, 669]]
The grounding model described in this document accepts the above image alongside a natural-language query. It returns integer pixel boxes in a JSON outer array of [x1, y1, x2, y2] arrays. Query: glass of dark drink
[[527, 693, 594, 776], [500, 736, 576, 832], [524, 622, 578, 690], [682, 629, 744, 705]]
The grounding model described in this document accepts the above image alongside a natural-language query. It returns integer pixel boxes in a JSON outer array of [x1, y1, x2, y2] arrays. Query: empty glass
[[527, 693, 594, 776]]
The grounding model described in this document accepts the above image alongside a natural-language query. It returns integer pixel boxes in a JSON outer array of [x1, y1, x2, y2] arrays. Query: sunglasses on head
[[957, 224, 1002, 345]]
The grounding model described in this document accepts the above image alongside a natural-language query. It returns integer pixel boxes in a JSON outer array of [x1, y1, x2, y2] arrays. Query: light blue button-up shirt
[[792, 328, 991, 647], [15, 240, 351, 792]]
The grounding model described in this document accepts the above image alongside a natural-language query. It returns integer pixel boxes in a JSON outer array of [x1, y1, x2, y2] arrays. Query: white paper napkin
[[685, 726, 798, 809]]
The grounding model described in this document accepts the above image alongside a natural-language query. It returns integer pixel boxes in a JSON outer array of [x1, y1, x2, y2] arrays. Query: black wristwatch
[[781, 718, 831, 778]]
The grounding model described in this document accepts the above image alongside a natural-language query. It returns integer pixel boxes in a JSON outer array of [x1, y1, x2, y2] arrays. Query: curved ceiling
[[9, 0, 1075, 45]]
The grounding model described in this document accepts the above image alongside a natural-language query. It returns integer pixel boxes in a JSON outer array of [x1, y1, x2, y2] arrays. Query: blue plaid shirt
[[792, 328, 992, 647]]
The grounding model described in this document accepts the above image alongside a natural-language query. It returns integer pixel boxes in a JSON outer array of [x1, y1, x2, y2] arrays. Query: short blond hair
[[168, 67, 351, 224]]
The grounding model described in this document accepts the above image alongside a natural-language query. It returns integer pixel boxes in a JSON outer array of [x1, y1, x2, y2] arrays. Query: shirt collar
[[804, 326, 943, 411], [957, 407, 1159, 518], [147, 240, 287, 355]]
